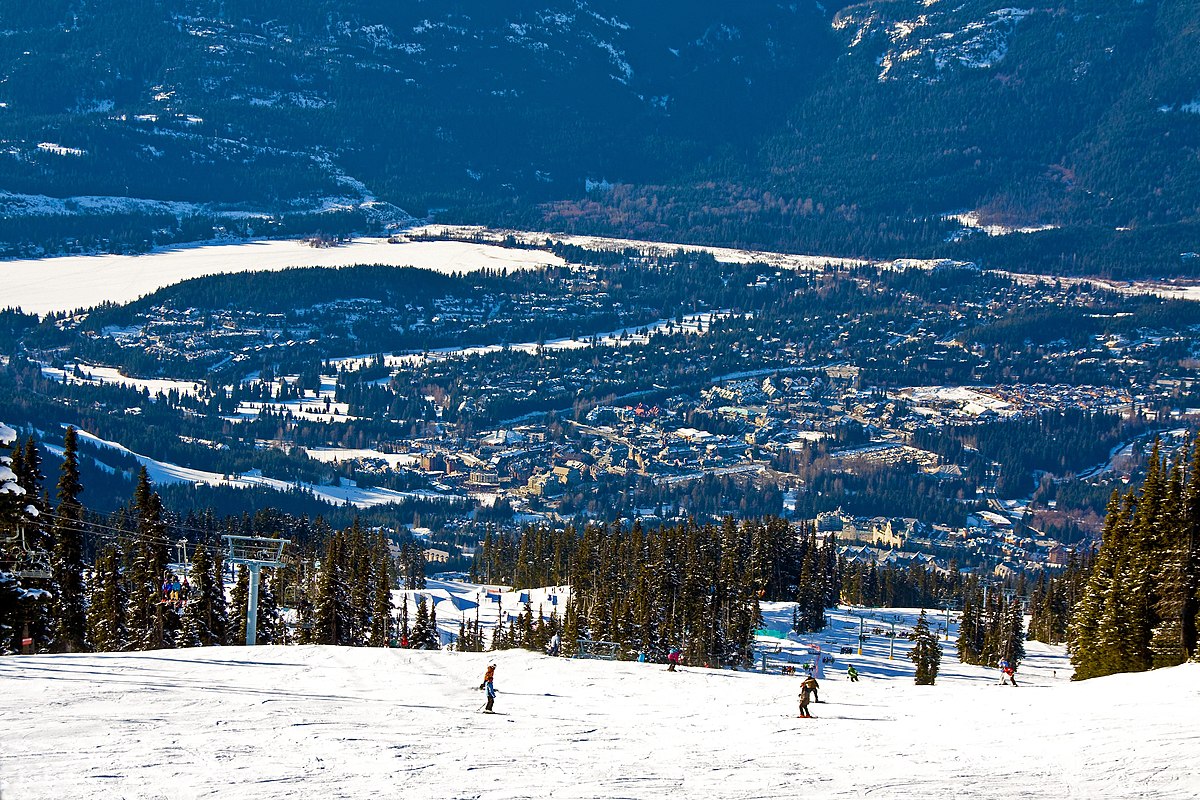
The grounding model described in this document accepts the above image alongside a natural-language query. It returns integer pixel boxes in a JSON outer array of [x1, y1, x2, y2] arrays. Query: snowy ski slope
[[1, 597, 1197, 800]]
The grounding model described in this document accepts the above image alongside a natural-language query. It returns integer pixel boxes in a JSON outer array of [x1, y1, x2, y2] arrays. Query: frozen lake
[[0, 237, 565, 316]]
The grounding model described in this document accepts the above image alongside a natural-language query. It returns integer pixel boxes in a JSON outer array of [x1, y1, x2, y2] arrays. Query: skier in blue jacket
[[484, 678, 497, 712]]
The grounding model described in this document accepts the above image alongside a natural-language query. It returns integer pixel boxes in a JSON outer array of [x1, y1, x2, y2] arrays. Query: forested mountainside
[[0, 0, 1197, 275]]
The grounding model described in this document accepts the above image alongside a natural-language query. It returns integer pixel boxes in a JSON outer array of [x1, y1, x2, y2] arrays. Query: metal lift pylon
[[223, 535, 289, 646]]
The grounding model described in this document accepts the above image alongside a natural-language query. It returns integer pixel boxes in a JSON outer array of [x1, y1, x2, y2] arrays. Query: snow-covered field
[[3, 593, 1197, 800], [0, 237, 565, 316], [412, 224, 866, 271], [68, 428, 464, 509], [40, 363, 206, 399], [329, 310, 729, 376], [1002, 270, 1200, 304]]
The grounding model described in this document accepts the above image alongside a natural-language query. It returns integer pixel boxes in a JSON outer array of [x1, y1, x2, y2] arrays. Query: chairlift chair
[[2, 524, 52, 581], [281, 584, 315, 630]]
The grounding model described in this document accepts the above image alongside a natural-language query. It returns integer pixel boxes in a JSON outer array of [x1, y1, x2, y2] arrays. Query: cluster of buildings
[[823, 508, 1079, 578], [37, 252, 1200, 582]]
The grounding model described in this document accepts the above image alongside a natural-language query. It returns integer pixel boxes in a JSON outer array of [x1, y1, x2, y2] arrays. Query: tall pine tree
[[126, 469, 172, 651], [53, 427, 87, 652], [87, 547, 128, 652], [909, 609, 942, 685]]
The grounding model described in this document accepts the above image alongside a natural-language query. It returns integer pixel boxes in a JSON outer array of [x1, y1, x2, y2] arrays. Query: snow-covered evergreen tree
[[1001, 597, 1025, 667], [428, 596, 441, 649], [313, 532, 350, 646], [229, 565, 249, 645], [956, 579, 983, 664], [86, 547, 128, 652], [254, 571, 283, 645], [909, 609, 941, 685], [1150, 443, 1195, 666], [398, 591, 410, 645], [0, 422, 40, 654], [125, 468, 172, 651], [10, 436, 55, 651], [1072, 438, 1200, 679], [179, 543, 226, 647], [369, 535, 394, 648], [410, 596, 439, 649], [52, 427, 87, 652]]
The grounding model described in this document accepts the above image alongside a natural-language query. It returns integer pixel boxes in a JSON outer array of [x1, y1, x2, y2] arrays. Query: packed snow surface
[[2, 597, 1198, 799]]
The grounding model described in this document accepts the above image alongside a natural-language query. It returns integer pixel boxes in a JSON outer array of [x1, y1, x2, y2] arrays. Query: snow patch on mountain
[[945, 210, 1060, 238], [65, 426, 465, 508], [0, 191, 244, 219], [1160, 97, 1200, 114], [837, 3, 1033, 82], [596, 39, 634, 83], [938, 8, 1030, 71]]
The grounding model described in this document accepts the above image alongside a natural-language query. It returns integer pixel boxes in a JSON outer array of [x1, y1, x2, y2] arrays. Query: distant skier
[[798, 679, 817, 718], [802, 674, 820, 703], [479, 663, 496, 690], [1002, 664, 1018, 687], [546, 632, 561, 657], [484, 678, 497, 713], [999, 659, 1017, 686], [667, 648, 681, 672], [847, 665, 859, 682]]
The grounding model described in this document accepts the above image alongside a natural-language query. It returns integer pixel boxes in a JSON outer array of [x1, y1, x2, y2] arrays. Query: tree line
[[0, 426, 410, 654], [471, 517, 839, 667], [1069, 440, 1200, 679]]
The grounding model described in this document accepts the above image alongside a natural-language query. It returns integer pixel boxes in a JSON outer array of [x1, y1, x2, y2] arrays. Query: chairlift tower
[[224, 535, 289, 646]]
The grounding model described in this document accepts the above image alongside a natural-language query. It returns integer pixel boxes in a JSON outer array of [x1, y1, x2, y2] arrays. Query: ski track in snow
[[2, 600, 1199, 799]]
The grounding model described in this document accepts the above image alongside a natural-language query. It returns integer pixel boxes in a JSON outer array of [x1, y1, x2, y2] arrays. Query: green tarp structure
[[754, 628, 788, 639]]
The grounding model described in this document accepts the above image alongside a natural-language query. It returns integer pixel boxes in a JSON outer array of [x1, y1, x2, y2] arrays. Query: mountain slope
[[0, 0, 1197, 274], [0, 1, 833, 207]]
